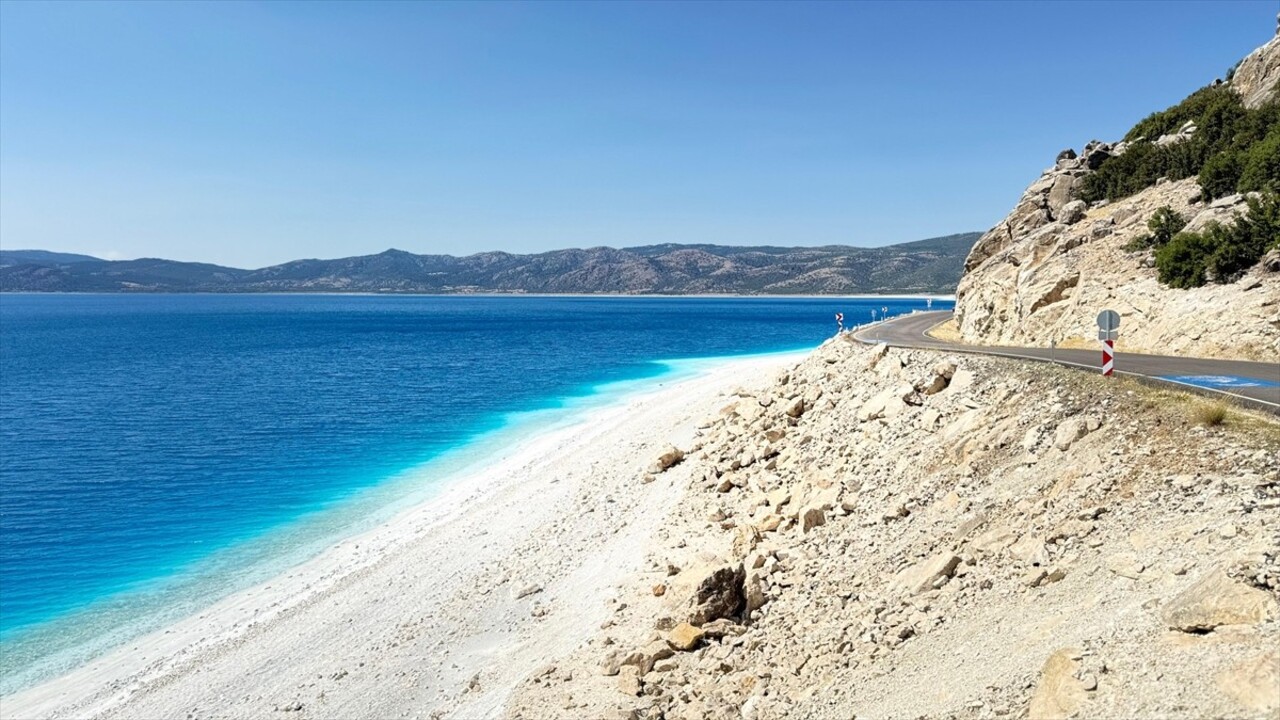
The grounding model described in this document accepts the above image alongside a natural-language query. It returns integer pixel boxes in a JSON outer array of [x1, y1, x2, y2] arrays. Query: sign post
[[1099, 332, 1115, 376], [1096, 310, 1120, 377]]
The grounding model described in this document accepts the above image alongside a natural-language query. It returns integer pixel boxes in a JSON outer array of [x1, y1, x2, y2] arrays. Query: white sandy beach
[[3, 352, 802, 720]]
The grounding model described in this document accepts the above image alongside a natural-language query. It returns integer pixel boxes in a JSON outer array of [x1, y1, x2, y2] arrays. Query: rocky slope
[[953, 35, 1280, 360], [0, 234, 978, 295], [1234, 31, 1280, 111], [505, 337, 1280, 720]]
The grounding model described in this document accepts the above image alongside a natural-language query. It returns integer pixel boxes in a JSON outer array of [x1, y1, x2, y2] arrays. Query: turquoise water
[[0, 294, 950, 691]]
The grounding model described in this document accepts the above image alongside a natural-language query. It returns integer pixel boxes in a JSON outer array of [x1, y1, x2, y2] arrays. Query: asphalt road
[[853, 311, 1280, 414]]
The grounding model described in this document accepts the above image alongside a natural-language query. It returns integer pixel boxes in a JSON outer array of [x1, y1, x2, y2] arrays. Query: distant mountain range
[[0, 233, 979, 294], [1, 250, 103, 266]]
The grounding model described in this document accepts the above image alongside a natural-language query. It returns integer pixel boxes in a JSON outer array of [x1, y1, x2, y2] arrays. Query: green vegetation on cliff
[[1078, 82, 1280, 204], [1153, 193, 1280, 288], [1125, 206, 1187, 251]]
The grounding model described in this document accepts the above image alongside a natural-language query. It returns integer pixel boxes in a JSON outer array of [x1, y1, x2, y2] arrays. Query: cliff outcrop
[[954, 33, 1280, 360], [1234, 34, 1280, 110]]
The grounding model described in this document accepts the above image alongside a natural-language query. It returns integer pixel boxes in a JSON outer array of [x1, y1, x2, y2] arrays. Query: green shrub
[[1077, 145, 1151, 203], [1126, 206, 1187, 250], [1236, 190, 1280, 241], [1154, 193, 1280, 287], [1197, 148, 1244, 198], [1195, 90, 1249, 147], [1215, 193, 1280, 280], [1237, 130, 1280, 193], [1151, 206, 1188, 244], [1157, 226, 1218, 288], [1125, 85, 1239, 143], [1077, 141, 1210, 203], [1231, 99, 1280, 147], [1208, 227, 1263, 282]]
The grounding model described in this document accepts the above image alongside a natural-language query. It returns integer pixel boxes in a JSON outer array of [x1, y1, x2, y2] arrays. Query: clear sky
[[1, 1, 1275, 268]]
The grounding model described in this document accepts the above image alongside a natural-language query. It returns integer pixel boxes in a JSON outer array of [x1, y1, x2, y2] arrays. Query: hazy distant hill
[[0, 233, 978, 294], [0, 249, 103, 266]]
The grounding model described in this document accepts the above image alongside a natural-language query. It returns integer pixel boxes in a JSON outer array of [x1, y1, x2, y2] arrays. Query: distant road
[[853, 311, 1280, 415]]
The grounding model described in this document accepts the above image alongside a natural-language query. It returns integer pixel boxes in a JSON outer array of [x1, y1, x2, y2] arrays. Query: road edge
[[852, 312, 1280, 417]]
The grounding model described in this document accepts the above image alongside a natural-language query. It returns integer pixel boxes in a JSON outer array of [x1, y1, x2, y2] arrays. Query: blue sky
[[1, 1, 1275, 268]]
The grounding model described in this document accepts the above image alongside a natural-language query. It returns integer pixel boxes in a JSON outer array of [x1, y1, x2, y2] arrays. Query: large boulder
[[1059, 200, 1088, 225], [1028, 648, 1089, 720], [1047, 175, 1079, 218], [1161, 569, 1279, 632], [892, 551, 961, 596], [784, 396, 806, 419], [1260, 247, 1280, 273], [619, 641, 674, 675], [1053, 418, 1089, 451], [857, 384, 914, 422], [666, 622, 705, 651], [686, 561, 747, 622], [1081, 140, 1113, 170], [800, 505, 826, 533], [649, 446, 685, 474]]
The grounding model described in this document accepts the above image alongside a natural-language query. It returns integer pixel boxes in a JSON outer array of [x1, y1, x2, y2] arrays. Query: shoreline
[[0, 343, 814, 693], [3, 349, 805, 719]]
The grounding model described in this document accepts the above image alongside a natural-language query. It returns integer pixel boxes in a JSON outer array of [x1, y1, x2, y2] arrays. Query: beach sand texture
[[2, 353, 800, 720]]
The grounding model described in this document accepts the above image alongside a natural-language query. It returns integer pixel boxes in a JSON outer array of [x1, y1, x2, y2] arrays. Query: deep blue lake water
[[0, 294, 950, 691]]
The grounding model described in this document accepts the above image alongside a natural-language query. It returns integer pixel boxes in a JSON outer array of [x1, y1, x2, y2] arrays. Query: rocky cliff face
[[1234, 34, 1280, 110], [954, 35, 1280, 360]]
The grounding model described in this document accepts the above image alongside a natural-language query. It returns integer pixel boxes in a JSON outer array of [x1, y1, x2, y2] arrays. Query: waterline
[[0, 344, 812, 695]]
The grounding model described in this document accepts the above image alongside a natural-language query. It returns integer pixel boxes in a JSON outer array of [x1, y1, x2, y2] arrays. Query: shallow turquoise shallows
[[0, 293, 950, 691]]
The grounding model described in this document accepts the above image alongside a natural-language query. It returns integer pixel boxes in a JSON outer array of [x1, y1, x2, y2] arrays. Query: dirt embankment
[[507, 336, 1280, 720]]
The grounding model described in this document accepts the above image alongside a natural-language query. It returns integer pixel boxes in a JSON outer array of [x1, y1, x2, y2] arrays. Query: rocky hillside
[[506, 337, 1280, 720], [954, 33, 1280, 360], [0, 234, 978, 295]]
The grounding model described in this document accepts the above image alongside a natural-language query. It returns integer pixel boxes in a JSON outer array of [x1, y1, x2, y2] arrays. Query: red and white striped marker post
[[1096, 309, 1120, 377]]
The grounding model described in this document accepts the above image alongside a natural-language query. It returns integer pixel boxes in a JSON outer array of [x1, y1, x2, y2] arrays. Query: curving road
[[853, 311, 1280, 415]]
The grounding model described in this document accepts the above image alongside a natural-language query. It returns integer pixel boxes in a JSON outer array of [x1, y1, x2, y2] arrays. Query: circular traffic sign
[[1096, 309, 1120, 332]]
